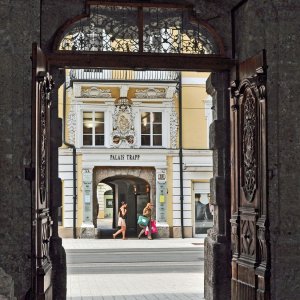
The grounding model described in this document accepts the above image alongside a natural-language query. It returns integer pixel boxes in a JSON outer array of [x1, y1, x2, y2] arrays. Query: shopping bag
[[145, 220, 158, 235], [137, 215, 149, 226], [150, 220, 158, 234]]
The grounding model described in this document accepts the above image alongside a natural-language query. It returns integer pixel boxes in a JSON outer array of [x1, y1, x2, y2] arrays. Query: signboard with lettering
[[157, 182, 167, 222], [110, 154, 140, 160], [157, 170, 166, 183], [83, 170, 92, 222]]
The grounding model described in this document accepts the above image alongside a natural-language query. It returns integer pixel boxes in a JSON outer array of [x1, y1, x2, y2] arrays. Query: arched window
[[55, 3, 223, 55]]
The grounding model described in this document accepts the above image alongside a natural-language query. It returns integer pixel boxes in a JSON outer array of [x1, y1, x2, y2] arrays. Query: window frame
[[140, 110, 164, 148], [81, 110, 106, 147]]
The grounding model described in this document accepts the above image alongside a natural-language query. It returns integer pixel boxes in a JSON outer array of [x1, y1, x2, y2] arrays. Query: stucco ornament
[[111, 97, 136, 147], [67, 106, 77, 145], [170, 98, 178, 149]]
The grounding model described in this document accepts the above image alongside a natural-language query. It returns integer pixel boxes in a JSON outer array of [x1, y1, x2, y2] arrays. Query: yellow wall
[[181, 72, 210, 149]]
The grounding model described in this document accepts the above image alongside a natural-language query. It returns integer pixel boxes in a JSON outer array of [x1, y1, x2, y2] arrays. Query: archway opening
[[96, 175, 150, 237], [36, 1, 232, 299]]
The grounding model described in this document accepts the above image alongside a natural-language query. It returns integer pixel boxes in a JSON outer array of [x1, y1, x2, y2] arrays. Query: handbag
[[145, 220, 158, 235], [137, 215, 149, 226]]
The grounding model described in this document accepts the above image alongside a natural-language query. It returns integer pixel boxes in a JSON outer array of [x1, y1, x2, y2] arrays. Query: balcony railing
[[69, 69, 179, 82]]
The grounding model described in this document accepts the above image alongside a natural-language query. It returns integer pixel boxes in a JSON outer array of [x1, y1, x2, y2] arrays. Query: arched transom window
[[56, 3, 222, 55]]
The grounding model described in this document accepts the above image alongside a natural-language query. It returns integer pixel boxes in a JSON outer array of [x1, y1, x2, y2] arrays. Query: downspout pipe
[[178, 73, 184, 239], [231, 0, 248, 59], [63, 80, 77, 239]]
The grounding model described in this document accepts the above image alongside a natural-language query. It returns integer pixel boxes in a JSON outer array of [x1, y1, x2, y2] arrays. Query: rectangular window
[[141, 112, 162, 146], [83, 111, 105, 146]]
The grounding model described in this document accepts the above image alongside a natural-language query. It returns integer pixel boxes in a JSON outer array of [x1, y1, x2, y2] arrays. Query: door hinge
[[25, 167, 35, 181]]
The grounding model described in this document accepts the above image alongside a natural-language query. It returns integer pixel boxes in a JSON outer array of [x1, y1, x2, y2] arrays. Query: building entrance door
[[30, 43, 53, 299], [230, 51, 270, 299], [98, 174, 151, 237]]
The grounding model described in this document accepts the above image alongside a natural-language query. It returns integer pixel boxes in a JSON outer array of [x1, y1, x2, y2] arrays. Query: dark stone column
[[48, 67, 66, 300], [204, 72, 231, 300]]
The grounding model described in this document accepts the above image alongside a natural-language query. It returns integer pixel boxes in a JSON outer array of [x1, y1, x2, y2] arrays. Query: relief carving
[[257, 217, 269, 267], [240, 219, 255, 257], [230, 216, 239, 256], [170, 99, 178, 149], [81, 86, 112, 98], [134, 88, 166, 99], [242, 87, 257, 202], [39, 73, 54, 204], [67, 106, 76, 145], [111, 97, 136, 148]]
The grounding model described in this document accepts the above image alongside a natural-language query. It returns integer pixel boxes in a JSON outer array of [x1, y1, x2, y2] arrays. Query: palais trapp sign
[[110, 154, 140, 160]]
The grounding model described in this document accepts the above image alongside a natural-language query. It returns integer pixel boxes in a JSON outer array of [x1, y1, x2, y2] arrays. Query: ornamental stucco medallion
[[111, 97, 136, 147]]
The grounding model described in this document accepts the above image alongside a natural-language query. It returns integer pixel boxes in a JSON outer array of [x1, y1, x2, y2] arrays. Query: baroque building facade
[[58, 70, 213, 239]]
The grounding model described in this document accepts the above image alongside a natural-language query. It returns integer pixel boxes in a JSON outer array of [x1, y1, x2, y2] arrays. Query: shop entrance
[[97, 175, 150, 237]]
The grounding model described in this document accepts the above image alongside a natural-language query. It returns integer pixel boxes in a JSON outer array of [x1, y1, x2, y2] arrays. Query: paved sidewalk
[[62, 237, 205, 250], [63, 238, 205, 300]]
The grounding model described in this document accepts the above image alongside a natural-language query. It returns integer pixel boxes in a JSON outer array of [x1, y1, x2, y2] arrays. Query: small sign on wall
[[157, 182, 167, 222], [106, 199, 113, 208]]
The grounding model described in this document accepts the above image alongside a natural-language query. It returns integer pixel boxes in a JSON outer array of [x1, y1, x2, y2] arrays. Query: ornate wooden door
[[230, 51, 270, 299], [31, 43, 53, 299]]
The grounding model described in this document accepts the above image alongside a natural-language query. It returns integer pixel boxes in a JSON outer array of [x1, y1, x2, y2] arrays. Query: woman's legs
[[113, 225, 126, 239], [147, 222, 152, 239], [138, 226, 146, 238], [122, 225, 126, 239]]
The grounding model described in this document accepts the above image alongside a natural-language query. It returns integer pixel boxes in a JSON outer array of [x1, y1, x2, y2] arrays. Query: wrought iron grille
[[143, 7, 216, 54], [59, 6, 139, 52], [58, 4, 219, 54]]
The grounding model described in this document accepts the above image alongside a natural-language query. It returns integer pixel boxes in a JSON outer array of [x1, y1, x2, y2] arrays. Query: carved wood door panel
[[31, 43, 53, 299], [230, 51, 270, 300]]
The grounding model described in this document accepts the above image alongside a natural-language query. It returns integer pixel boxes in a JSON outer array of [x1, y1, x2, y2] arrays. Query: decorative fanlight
[[57, 3, 221, 55]]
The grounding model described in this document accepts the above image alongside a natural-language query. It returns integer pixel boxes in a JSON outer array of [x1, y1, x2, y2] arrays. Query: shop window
[[83, 111, 105, 146], [141, 112, 162, 146], [195, 193, 213, 234]]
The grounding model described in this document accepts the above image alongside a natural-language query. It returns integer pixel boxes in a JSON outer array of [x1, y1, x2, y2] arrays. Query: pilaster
[[155, 168, 169, 238], [204, 71, 231, 300], [81, 168, 96, 238]]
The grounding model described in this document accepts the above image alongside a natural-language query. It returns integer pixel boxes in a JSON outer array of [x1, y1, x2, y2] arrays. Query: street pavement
[[63, 238, 205, 300]]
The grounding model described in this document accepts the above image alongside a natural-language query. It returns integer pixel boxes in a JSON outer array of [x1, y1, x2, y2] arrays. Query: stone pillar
[[204, 72, 231, 300], [49, 68, 66, 300], [155, 168, 169, 238], [81, 168, 96, 238]]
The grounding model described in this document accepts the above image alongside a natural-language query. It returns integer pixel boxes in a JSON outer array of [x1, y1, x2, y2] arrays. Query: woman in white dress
[[113, 201, 128, 240]]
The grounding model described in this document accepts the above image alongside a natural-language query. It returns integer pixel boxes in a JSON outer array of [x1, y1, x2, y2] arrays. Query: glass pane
[[152, 112, 162, 123], [141, 112, 151, 123], [95, 112, 104, 122], [153, 124, 162, 134], [195, 193, 213, 234], [141, 135, 150, 146], [83, 112, 93, 120], [141, 123, 150, 134], [95, 135, 105, 145], [83, 123, 93, 134], [95, 122, 104, 134], [83, 135, 93, 145], [153, 135, 162, 146]]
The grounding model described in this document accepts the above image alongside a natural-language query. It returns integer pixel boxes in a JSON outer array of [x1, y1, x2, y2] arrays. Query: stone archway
[[43, 1, 233, 299], [93, 167, 156, 227]]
